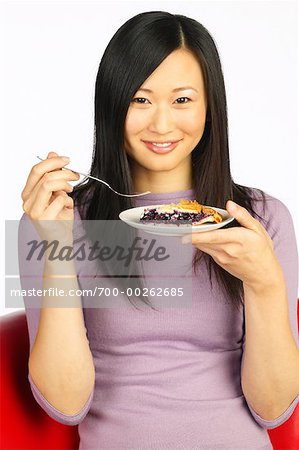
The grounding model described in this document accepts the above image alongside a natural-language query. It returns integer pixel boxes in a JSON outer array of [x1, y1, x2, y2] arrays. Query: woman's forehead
[[138, 49, 205, 93]]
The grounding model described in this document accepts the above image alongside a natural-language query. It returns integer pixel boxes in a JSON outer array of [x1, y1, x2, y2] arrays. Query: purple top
[[18, 188, 299, 450]]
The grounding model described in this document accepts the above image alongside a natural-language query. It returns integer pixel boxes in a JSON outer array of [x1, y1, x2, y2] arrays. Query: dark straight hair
[[71, 11, 267, 311]]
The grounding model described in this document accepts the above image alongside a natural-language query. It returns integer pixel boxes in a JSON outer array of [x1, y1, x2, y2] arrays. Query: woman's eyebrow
[[137, 86, 199, 93]]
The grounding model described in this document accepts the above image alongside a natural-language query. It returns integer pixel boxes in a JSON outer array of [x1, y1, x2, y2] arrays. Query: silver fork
[[36, 156, 151, 197]]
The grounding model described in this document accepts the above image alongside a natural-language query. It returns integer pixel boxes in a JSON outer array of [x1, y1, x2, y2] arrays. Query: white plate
[[119, 204, 235, 236]]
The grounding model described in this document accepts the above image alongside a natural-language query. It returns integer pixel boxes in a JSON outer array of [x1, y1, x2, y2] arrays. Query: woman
[[19, 11, 299, 449]]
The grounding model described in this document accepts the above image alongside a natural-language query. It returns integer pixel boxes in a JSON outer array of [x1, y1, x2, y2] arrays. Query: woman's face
[[124, 48, 207, 175]]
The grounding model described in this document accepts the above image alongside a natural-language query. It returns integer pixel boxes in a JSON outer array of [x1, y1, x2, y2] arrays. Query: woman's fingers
[[24, 179, 75, 219], [32, 168, 80, 194], [21, 152, 78, 242], [47, 151, 59, 158], [21, 155, 72, 201], [42, 195, 67, 220], [42, 192, 74, 220], [50, 190, 74, 209], [23, 165, 79, 213]]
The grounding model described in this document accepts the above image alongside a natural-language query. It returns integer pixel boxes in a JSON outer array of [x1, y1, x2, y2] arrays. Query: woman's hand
[[182, 200, 284, 291], [21, 151, 80, 244]]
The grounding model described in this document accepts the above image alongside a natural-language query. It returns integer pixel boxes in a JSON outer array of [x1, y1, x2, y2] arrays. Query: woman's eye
[[175, 97, 191, 104], [131, 97, 191, 104], [131, 97, 149, 104]]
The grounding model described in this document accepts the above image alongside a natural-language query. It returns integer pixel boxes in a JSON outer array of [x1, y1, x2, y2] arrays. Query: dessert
[[140, 199, 223, 226]]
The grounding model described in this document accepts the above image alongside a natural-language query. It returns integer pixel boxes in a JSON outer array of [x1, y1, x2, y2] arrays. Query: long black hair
[[71, 11, 267, 311]]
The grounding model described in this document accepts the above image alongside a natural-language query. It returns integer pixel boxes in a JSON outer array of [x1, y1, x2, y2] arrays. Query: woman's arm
[[19, 151, 95, 422], [241, 275, 299, 421], [188, 195, 299, 425], [29, 256, 95, 416]]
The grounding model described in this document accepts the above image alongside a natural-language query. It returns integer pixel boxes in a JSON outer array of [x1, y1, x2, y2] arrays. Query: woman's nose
[[148, 105, 175, 135]]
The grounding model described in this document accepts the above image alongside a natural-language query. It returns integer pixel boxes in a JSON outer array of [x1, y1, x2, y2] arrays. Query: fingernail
[[61, 156, 70, 162], [181, 234, 192, 244]]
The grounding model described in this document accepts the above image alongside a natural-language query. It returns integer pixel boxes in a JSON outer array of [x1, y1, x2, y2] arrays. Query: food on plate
[[140, 199, 223, 226]]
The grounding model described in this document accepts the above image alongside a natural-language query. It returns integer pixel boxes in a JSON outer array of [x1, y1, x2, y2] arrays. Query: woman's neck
[[130, 160, 193, 194]]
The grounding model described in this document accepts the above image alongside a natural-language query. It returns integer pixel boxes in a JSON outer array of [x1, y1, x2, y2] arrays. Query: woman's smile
[[141, 139, 182, 154]]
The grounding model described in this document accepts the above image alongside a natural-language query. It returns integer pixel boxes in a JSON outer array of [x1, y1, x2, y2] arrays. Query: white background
[[0, 0, 298, 316]]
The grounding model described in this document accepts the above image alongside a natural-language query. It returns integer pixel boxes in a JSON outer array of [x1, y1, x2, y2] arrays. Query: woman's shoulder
[[248, 186, 292, 217], [247, 186, 294, 239]]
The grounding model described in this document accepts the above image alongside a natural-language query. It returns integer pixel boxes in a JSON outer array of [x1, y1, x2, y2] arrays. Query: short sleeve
[[242, 193, 299, 428], [17, 210, 94, 425]]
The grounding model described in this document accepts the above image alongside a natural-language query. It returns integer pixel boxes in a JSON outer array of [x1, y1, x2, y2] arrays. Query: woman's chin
[[139, 158, 181, 172]]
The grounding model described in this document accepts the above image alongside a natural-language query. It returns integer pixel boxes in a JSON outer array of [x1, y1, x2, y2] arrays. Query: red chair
[[1, 307, 298, 449], [0, 311, 80, 449]]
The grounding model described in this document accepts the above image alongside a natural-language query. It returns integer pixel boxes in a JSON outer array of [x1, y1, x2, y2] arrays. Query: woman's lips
[[142, 140, 181, 154]]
